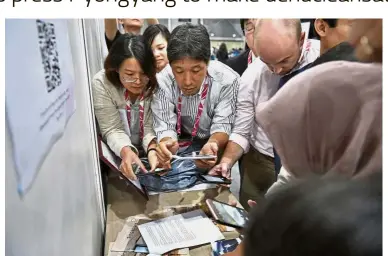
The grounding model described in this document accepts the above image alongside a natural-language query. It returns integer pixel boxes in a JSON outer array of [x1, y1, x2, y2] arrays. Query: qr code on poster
[[36, 19, 62, 93]]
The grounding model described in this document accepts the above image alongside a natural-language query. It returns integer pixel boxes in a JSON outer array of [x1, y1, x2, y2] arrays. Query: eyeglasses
[[121, 74, 150, 85]]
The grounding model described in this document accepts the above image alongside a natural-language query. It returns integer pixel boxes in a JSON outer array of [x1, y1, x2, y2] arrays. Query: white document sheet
[[138, 210, 224, 255]]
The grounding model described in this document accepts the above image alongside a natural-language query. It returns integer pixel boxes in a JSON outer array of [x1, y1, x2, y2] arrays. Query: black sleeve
[[310, 42, 358, 69], [105, 30, 122, 51], [225, 50, 249, 77]]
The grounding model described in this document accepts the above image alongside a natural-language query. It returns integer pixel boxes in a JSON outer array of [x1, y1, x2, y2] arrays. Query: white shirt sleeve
[[265, 166, 296, 198]]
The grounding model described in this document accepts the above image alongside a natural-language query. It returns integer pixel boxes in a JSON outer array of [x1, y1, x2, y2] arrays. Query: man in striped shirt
[[152, 23, 240, 170]]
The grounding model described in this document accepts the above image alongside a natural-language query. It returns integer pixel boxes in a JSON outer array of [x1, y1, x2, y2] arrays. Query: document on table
[[138, 209, 225, 255]]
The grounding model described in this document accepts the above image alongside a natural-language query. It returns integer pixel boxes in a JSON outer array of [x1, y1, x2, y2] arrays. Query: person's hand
[[247, 199, 257, 208], [229, 199, 257, 208], [156, 138, 179, 169], [208, 162, 232, 179], [195, 142, 218, 169], [147, 150, 159, 172], [120, 146, 147, 180]]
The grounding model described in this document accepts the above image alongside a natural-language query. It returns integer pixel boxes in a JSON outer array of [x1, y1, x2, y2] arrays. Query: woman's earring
[[360, 36, 374, 56]]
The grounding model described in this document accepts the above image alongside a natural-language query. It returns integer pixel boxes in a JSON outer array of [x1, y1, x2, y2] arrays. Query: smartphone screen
[[134, 245, 149, 253], [207, 199, 249, 228], [200, 175, 231, 184]]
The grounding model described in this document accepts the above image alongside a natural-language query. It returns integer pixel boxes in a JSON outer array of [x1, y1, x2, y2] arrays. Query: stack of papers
[[138, 210, 225, 255]]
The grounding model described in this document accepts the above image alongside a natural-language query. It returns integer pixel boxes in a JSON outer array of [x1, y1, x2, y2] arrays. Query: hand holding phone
[[198, 174, 231, 185]]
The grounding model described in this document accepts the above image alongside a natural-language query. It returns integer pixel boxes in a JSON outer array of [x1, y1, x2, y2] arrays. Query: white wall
[[5, 19, 104, 256], [83, 19, 108, 77]]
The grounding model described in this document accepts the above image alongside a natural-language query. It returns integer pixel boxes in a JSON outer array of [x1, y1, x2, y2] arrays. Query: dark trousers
[[239, 147, 276, 210]]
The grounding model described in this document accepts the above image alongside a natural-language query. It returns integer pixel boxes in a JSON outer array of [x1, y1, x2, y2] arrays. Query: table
[[104, 173, 242, 256]]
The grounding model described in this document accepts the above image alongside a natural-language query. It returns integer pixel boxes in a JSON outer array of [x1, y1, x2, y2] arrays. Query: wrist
[[160, 137, 173, 143], [220, 157, 233, 169], [207, 139, 219, 147], [147, 139, 157, 151], [120, 146, 136, 158], [147, 148, 157, 157]]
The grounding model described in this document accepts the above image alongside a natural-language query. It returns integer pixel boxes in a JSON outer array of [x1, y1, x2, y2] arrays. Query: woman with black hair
[[92, 34, 159, 180], [216, 43, 229, 63], [143, 24, 171, 73]]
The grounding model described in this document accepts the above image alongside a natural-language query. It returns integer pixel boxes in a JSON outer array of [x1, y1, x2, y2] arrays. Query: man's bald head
[[255, 19, 302, 42], [253, 19, 305, 76]]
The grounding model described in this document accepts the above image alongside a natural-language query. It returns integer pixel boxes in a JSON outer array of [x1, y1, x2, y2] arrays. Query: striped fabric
[[152, 61, 240, 142]]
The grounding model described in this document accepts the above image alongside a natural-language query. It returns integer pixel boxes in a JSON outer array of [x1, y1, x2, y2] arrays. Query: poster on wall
[[5, 19, 76, 195]]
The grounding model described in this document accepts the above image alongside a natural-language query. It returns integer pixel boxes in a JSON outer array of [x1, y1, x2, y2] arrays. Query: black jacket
[[309, 42, 358, 69], [225, 50, 250, 77], [279, 42, 359, 88]]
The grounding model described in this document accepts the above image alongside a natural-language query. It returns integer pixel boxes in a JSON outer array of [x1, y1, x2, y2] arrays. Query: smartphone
[[206, 199, 249, 229], [133, 245, 149, 253], [198, 174, 231, 185]]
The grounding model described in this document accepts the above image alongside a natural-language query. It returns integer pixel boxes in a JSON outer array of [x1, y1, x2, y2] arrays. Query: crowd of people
[[92, 18, 382, 255], [212, 44, 244, 63]]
